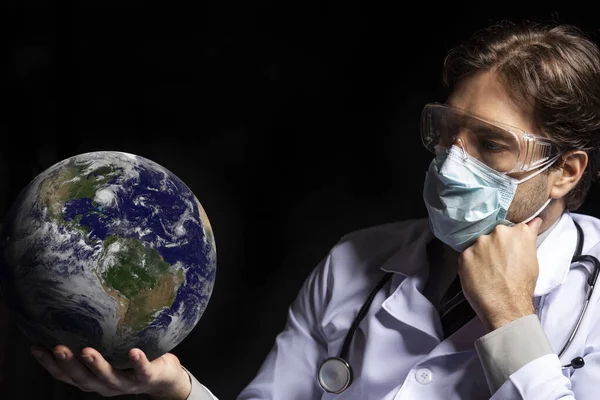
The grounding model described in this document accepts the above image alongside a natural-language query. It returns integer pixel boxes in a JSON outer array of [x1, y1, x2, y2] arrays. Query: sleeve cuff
[[474, 314, 554, 394], [182, 366, 219, 400]]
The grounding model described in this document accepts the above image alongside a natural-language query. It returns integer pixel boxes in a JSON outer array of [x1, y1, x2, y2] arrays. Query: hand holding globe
[[30, 343, 193, 398], [0, 151, 217, 398]]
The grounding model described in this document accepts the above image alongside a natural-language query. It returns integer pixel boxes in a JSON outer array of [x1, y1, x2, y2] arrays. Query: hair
[[443, 20, 600, 211]]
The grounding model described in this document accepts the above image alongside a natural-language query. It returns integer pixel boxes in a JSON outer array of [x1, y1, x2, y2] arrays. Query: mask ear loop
[[513, 153, 562, 225], [521, 198, 552, 224], [451, 136, 468, 160]]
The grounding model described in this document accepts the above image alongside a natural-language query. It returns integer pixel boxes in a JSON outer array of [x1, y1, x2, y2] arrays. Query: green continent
[[98, 236, 185, 332], [38, 161, 121, 240], [39, 161, 121, 221], [67, 165, 119, 202]]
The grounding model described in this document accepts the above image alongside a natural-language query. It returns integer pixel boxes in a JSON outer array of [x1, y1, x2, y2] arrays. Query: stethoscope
[[317, 221, 600, 394]]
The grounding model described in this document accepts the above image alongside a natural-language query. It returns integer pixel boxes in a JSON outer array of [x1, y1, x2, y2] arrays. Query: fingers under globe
[[51, 345, 121, 396], [31, 345, 76, 386], [79, 347, 142, 394]]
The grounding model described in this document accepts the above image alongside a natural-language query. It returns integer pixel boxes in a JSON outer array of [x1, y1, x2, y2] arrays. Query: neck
[[536, 199, 565, 236]]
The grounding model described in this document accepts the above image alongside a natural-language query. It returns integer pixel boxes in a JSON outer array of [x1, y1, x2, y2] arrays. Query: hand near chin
[[31, 344, 191, 399], [458, 217, 543, 332]]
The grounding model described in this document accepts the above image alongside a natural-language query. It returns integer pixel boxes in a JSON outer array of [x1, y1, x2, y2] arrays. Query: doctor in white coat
[[30, 20, 600, 400]]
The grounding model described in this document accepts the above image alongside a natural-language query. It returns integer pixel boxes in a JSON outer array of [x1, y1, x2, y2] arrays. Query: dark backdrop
[[1, 3, 600, 399]]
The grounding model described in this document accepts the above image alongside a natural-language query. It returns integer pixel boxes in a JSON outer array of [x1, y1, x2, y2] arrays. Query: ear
[[549, 150, 588, 200]]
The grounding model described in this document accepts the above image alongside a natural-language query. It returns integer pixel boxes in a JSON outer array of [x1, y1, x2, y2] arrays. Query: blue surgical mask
[[423, 145, 553, 252]]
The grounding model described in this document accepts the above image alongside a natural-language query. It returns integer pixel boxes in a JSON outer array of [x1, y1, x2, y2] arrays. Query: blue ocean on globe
[[0, 151, 217, 368]]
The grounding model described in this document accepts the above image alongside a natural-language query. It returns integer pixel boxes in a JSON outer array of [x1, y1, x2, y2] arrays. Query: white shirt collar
[[533, 211, 577, 296]]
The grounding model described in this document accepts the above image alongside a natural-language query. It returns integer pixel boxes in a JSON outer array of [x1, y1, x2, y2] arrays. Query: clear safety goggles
[[420, 103, 562, 173]]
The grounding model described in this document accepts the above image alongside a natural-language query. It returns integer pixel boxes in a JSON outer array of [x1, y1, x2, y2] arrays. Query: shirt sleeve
[[475, 309, 600, 399], [235, 255, 331, 400], [474, 314, 555, 393], [135, 367, 218, 400], [182, 366, 219, 400]]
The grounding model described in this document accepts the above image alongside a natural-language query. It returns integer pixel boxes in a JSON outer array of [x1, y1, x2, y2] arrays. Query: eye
[[481, 140, 506, 152]]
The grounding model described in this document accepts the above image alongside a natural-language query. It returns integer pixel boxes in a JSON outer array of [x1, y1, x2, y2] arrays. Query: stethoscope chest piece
[[317, 357, 353, 393]]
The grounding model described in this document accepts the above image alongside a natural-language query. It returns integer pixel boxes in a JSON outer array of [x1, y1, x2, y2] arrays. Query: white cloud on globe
[[94, 188, 117, 207]]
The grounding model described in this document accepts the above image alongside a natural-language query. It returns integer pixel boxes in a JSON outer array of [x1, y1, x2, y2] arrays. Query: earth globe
[[0, 151, 217, 369]]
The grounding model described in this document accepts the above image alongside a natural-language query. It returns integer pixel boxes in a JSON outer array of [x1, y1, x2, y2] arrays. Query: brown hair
[[443, 20, 600, 210]]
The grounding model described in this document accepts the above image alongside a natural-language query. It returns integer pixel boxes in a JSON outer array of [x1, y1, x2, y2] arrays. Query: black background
[[1, 3, 600, 399]]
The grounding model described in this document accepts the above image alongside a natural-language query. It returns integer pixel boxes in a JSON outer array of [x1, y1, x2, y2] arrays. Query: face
[[446, 70, 558, 223]]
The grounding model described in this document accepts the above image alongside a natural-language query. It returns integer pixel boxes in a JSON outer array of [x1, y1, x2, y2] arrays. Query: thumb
[[130, 348, 154, 382], [527, 216, 543, 236]]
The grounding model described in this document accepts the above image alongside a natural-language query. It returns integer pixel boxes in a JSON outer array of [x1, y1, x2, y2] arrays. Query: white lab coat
[[190, 211, 600, 399]]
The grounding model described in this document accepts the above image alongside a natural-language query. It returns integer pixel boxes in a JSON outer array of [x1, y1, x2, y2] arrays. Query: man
[[29, 20, 600, 399]]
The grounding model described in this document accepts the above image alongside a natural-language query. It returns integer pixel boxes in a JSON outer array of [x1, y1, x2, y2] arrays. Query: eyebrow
[[461, 117, 506, 135], [476, 125, 506, 137], [449, 103, 537, 136]]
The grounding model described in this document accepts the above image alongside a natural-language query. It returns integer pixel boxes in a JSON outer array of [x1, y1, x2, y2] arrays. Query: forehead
[[446, 70, 537, 134]]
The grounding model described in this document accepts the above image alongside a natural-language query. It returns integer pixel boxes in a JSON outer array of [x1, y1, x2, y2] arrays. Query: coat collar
[[380, 212, 577, 297]]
